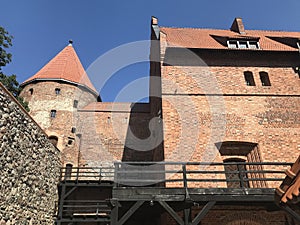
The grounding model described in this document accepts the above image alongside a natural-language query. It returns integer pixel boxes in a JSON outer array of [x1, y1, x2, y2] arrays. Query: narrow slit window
[[29, 88, 33, 95], [73, 100, 78, 108], [244, 71, 255, 86], [71, 127, 76, 133], [50, 110, 57, 118], [259, 72, 271, 86]]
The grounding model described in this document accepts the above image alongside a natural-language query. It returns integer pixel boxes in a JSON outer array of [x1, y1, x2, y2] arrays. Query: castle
[[12, 17, 300, 224]]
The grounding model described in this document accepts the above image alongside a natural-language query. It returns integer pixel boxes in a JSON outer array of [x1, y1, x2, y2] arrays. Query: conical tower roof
[[22, 41, 97, 94]]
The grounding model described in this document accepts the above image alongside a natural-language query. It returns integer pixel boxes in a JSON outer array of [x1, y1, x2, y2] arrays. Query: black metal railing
[[59, 200, 111, 217], [59, 161, 292, 189]]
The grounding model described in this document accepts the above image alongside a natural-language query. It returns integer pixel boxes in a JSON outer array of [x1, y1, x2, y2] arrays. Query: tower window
[[71, 127, 76, 133], [73, 100, 78, 108], [50, 110, 57, 118], [67, 137, 75, 146], [259, 72, 271, 86], [55, 88, 61, 95], [244, 71, 255, 86], [29, 88, 33, 95], [49, 136, 58, 147]]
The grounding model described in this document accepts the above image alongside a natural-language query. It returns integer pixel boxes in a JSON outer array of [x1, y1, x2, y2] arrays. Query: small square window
[[50, 110, 57, 118], [239, 41, 248, 49], [55, 88, 61, 95], [249, 41, 259, 49], [228, 40, 238, 48]]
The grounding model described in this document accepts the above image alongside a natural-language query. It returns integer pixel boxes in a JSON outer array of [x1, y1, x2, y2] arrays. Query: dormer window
[[227, 39, 259, 49]]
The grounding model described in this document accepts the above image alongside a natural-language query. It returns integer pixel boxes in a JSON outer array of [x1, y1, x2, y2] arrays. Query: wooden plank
[[159, 201, 184, 225], [184, 208, 191, 225], [117, 201, 144, 225], [192, 201, 216, 225], [281, 205, 300, 222]]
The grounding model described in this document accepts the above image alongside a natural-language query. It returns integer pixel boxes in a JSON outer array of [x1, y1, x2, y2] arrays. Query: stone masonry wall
[[0, 83, 61, 225]]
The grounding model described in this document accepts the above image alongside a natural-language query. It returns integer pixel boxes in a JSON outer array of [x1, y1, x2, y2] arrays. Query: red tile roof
[[276, 156, 300, 204], [160, 27, 300, 51], [22, 44, 97, 94]]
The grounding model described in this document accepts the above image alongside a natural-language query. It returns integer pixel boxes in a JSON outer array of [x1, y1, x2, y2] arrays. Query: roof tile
[[22, 44, 97, 93], [160, 27, 300, 51]]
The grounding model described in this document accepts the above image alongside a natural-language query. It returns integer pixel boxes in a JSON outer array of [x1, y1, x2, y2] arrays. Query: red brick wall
[[158, 32, 300, 189]]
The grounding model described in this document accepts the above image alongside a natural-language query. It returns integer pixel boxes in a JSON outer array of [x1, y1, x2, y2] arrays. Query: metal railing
[[59, 161, 292, 189], [59, 200, 111, 217]]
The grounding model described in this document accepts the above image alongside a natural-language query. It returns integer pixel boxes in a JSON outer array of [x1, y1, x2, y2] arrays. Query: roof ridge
[[160, 26, 300, 34]]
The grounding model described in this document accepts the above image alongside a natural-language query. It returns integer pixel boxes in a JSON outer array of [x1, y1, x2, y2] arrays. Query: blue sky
[[1, 0, 300, 102]]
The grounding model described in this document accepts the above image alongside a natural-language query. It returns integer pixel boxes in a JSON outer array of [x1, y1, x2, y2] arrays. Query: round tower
[[20, 40, 99, 166]]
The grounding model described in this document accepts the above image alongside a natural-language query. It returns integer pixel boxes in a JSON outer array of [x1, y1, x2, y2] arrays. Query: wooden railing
[[59, 161, 292, 189]]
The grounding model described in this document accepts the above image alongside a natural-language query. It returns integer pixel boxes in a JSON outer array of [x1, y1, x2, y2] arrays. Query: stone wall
[[0, 83, 61, 225]]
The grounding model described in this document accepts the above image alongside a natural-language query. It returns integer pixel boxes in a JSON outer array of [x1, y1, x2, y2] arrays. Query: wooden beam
[[63, 186, 77, 199], [192, 201, 216, 225], [117, 201, 144, 225], [184, 208, 191, 225], [159, 201, 184, 225], [281, 205, 300, 222], [110, 204, 119, 225]]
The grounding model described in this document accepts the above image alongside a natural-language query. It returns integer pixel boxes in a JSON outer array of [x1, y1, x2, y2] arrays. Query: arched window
[[259, 72, 271, 86], [49, 136, 58, 147], [244, 71, 255, 86]]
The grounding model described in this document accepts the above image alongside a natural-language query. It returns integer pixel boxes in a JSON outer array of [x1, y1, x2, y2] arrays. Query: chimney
[[230, 17, 245, 34], [151, 16, 158, 25]]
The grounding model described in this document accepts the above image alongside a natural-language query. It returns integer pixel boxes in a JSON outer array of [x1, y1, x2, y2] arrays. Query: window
[[228, 40, 238, 48], [49, 136, 58, 147], [73, 100, 78, 108], [50, 110, 56, 118], [249, 41, 259, 49], [67, 137, 75, 146], [71, 127, 76, 133], [224, 158, 249, 188], [244, 71, 255, 86], [239, 41, 248, 49], [259, 72, 271, 86], [55, 88, 61, 95], [29, 88, 33, 95], [227, 39, 260, 49], [215, 141, 266, 188], [65, 163, 73, 180]]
